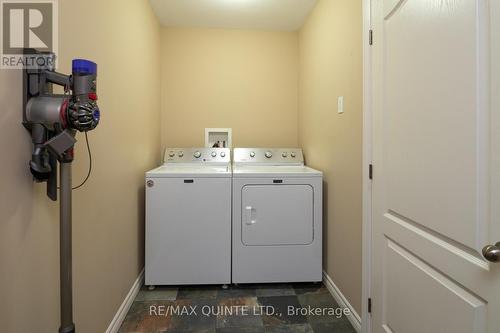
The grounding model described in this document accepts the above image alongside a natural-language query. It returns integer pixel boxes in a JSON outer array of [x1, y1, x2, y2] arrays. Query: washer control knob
[[282, 152, 288, 158], [178, 151, 184, 157], [265, 151, 273, 158], [220, 151, 226, 157], [193, 151, 201, 158], [291, 152, 296, 158], [249, 152, 256, 158], [211, 151, 217, 157], [168, 151, 175, 157]]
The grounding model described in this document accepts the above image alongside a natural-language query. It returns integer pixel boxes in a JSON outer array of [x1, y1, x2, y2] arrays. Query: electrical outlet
[[338, 96, 344, 114]]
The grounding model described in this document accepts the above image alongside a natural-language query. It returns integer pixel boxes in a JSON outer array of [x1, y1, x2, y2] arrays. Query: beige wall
[[0, 1, 364, 330], [0, 1, 161, 332], [299, 0, 363, 313], [160, 28, 299, 149]]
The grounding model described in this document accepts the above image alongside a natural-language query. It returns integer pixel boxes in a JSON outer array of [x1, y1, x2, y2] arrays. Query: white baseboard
[[106, 268, 144, 333], [323, 270, 362, 332]]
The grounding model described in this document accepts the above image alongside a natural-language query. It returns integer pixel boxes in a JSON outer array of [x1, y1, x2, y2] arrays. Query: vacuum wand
[[59, 162, 74, 333], [23, 54, 100, 333]]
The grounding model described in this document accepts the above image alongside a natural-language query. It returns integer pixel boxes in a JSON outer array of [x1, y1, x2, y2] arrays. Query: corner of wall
[[296, 0, 364, 314]]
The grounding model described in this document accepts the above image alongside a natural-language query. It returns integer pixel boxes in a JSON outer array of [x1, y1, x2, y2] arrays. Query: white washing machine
[[232, 148, 323, 283], [145, 148, 231, 286]]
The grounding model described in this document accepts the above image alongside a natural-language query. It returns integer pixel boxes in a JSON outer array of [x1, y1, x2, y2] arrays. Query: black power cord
[[72, 131, 92, 190]]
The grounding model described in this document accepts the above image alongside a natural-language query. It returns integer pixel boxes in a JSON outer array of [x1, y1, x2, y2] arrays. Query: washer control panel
[[164, 148, 231, 163], [233, 148, 304, 165]]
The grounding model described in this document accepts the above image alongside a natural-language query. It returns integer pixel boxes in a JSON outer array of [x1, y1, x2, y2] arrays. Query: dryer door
[[241, 185, 314, 246]]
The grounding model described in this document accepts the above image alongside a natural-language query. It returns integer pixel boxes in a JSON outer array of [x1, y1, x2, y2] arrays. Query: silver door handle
[[482, 242, 500, 263], [245, 206, 256, 225]]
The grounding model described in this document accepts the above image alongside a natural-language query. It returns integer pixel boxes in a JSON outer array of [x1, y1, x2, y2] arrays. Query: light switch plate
[[338, 96, 344, 114]]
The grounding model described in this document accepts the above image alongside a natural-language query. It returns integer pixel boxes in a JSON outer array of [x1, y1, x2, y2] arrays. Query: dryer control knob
[[220, 151, 226, 157], [282, 152, 288, 158], [265, 151, 273, 158], [178, 151, 184, 157], [194, 151, 201, 158], [211, 151, 217, 157], [250, 152, 256, 158], [291, 152, 296, 158], [168, 151, 175, 157]]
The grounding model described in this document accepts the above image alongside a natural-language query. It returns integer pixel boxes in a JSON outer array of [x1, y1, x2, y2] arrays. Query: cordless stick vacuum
[[23, 50, 100, 333]]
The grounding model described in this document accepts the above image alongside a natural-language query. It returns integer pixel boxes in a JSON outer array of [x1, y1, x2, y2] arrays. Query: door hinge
[[369, 164, 373, 180], [369, 29, 373, 45], [368, 298, 372, 313]]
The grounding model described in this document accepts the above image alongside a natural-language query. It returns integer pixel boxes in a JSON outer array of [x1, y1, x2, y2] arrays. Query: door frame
[[361, 0, 372, 332]]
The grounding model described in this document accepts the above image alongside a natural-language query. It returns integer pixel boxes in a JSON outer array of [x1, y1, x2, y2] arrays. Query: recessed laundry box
[[232, 148, 323, 284]]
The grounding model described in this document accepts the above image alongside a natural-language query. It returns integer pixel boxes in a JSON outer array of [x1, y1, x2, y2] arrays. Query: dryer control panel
[[164, 148, 230, 164], [233, 148, 304, 165]]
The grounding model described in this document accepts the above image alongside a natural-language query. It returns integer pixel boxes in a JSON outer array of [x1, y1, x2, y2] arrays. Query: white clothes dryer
[[232, 148, 323, 283]]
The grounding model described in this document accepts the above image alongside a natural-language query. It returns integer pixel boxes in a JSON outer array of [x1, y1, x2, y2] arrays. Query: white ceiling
[[149, 0, 318, 31]]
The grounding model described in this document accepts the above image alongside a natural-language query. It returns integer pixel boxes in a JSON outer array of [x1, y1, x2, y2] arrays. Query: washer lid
[[232, 165, 322, 178], [146, 164, 232, 178]]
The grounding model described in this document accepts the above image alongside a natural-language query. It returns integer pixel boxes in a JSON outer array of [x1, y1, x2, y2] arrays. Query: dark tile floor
[[119, 283, 356, 333]]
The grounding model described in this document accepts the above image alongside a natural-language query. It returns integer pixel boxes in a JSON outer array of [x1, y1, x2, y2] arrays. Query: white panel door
[[241, 185, 314, 246], [372, 0, 500, 332]]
